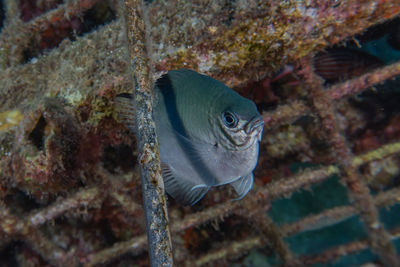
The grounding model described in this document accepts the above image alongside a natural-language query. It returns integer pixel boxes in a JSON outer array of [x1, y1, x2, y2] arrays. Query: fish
[[115, 69, 264, 205], [313, 48, 383, 84]]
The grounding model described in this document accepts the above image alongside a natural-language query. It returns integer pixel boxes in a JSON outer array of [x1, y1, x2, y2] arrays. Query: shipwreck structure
[[0, 0, 400, 266]]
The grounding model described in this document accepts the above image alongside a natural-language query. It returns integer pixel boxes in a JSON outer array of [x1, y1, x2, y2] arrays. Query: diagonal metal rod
[[121, 0, 173, 266], [328, 61, 400, 100], [300, 227, 400, 266]]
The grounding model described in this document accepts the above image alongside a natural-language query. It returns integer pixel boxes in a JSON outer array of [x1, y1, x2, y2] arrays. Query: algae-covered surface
[[0, 0, 400, 266]]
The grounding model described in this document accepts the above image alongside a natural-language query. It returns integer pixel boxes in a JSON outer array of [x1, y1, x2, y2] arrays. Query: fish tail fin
[[114, 93, 136, 132]]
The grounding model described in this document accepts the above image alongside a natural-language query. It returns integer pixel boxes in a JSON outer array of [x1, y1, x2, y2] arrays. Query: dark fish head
[[213, 91, 264, 151]]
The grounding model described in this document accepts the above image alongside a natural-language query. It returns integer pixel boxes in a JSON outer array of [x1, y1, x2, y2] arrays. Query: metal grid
[[0, 0, 400, 266]]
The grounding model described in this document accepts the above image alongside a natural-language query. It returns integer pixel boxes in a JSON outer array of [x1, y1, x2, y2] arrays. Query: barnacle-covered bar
[[121, 0, 173, 266], [0, 0, 400, 266]]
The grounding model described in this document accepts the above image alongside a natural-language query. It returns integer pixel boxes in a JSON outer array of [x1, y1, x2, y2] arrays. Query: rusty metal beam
[[121, 0, 173, 266]]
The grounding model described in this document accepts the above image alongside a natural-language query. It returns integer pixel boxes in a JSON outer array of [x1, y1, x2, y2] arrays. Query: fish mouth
[[219, 115, 264, 150], [245, 116, 264, 141]]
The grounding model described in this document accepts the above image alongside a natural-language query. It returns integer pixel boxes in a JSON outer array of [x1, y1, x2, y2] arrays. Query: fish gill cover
[[0, 0, 400, 266]]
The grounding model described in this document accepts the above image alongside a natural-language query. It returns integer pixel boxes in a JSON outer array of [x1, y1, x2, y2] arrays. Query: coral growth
[[0, 109, 23, 132]]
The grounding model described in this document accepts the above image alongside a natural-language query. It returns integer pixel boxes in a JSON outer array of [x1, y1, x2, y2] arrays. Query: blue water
[[360, 35, 400, 64], [241, 171, 400, 266]]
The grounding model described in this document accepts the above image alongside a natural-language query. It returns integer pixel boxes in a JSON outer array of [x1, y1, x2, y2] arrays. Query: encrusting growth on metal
[[301, 226, 400, 266], [0, 0, 102, 68], [262, 61, 400, 132], [281, 186, 400, 236], [28, 186, 101, 225], [328, 60, 400, 100], [262, 100, 310, 130], [0, 203, 73, 266], [301, 58, 400, 267], [121, 0, 173, 266]]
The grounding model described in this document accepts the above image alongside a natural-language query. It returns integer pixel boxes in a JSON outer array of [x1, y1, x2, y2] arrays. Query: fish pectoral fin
[[231, 173, 254, 200], [114, 93, 136, 132], [161, 163, 209, 206]]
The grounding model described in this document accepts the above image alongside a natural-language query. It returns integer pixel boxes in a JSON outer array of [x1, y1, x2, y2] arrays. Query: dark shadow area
[[99, 218, 118, 245], [355, 16, 400, 52], [28, 115, 46, 151], [4, 188, 41, 215], [0, 242, 21, 267], [0, 0, 4, 31], [77, 1, 116, 36], [102, 144, 136, 174]]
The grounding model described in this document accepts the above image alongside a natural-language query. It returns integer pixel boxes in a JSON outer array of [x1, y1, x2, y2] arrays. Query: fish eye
[[222, 111, 238, 128]]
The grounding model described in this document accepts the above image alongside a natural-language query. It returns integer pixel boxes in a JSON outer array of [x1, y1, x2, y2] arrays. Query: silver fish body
[[154, 69, 263, 205]]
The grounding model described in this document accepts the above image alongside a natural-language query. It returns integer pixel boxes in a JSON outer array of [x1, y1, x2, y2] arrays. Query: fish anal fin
[[161, 163, 209, 206], [231, 173, 254, 200], [114, 93, 135, 132]]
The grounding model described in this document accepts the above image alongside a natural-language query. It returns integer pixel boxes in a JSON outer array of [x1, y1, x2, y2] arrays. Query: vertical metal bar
[[121, 0, 173, 266]]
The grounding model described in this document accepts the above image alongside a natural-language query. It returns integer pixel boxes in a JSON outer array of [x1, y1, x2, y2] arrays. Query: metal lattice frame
[[0, 0, 400, 266]]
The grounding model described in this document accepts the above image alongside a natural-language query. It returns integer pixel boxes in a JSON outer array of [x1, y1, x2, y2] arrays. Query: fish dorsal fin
[[114, 93, 136, 132], [161, 163, 210, 206], [231, 173, 254, 200]]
